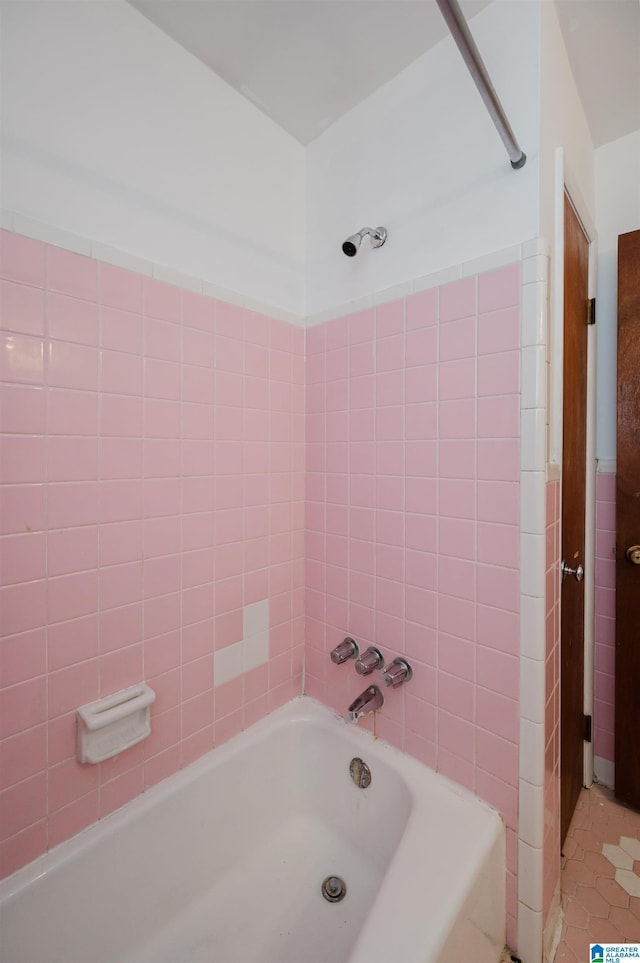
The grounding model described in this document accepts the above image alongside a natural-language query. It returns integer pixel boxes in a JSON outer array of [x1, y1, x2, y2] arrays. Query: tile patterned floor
[[554, 783, 640, 962]]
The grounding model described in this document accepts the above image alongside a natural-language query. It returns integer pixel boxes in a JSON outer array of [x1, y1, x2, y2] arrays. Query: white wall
[[0, 0, 306, 316], [538, 2, 595, 248], [594, 129, 640, 463], [305, 0, 540, 318]]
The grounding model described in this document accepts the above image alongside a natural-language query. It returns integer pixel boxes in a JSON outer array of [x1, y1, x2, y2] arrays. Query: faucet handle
[[382, 657, 413, 688], [355, 646, 384, 675], [330, 637, 359, 664]]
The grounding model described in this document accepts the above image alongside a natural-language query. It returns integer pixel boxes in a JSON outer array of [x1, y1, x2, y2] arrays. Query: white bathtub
[[0, 697, 505, 963]]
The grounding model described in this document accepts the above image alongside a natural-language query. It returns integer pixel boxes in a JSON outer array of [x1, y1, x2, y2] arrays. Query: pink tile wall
[[594, 470, 616, 764], [543, 477, 561, 919], [0, 230, 304, 880], [305, 264, 521, 945]]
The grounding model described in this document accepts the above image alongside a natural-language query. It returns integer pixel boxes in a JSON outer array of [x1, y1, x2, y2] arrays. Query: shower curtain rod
[[436, 0, 526, 169]]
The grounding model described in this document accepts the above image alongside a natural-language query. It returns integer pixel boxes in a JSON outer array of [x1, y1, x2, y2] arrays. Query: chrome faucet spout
[[347, 685, 384, 724]]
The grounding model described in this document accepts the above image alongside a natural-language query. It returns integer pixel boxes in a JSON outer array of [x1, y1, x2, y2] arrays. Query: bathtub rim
[[0, 693, 506, 946]]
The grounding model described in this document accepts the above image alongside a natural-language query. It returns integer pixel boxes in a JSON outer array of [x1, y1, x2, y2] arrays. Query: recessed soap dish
[[76, 683, 156, 764]]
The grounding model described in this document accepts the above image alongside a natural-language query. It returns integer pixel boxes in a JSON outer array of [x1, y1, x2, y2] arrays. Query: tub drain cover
[[321, 875, 347, 903]]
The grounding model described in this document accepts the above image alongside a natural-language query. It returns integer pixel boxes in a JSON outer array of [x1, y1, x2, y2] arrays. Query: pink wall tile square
[[0, 725, 47, 791], [477, 645, 519, 697], [476, 728, 517, 785], [376, 300, 404, 338], [100, 350, 144, 397], [47, 525, 99, 577], [100, 394, 143, 438], [98, 480, 143, 524], [48, 660, 99, 719], [0, 772, 47, 841], [477, 687, 519, 742], [0, 232, 46, 287], [101, 306, 143, 355], [100, 767, 144, 819], [404, 513, 437, 553], [47, 341, 97, 392], [48, 757, 98, 814], [478, 264, 520, 314], [48, 387, 99, 435], [143, 278, 181, 323], [0, 677, 46, 747], [0, 531, 46, 586], [48, 615, 99, 670], [48, 569, 99, 624], [144, 745, 180, 790], [144, 631, 181, 678], [408, 439, 438, 478], [47, 247, 97, 302], [99, 644, 143, 697], [181, 290, 215, 332], [375, 334, 404, 373], [144, 358, 181, 400], [0, 580, 47, 638], [0, 629, 47, 689], [346, 309, 374, 345], [439, 633, 475, 682], [438, 357, 475, 400], [439, 277, 476, 323], [478, 440, 519, 486], [439, 440, 475, 479], [478, 306, 520, 355], [477, 563, 519, 612], [477, 395, 520, 439], [439, 315, 476, 362], [0, 280, 45, 336], [478, 351, 520, 396], [1, 333, 45, 386], [99, 263, 143, 314], [439, 555, 475, 601], [349, 341, 374, 379], [100, 561, 143, 611], [144, 316, 181, 362], [48, 481, 98, 530], [406, 402, 437, 440], [439, 593, 475, 641], [47, 436, 98, 482], [406, 327, 437, 367], [406, 289, 438, 330], [325, 316, 349, 351], [0, 384, 46, 435], [439, 399, 475, 440], [47, 292, 99, 346]]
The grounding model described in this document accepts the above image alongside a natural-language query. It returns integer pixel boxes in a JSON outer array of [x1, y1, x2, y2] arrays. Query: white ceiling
[[130, 0, 640, 148]]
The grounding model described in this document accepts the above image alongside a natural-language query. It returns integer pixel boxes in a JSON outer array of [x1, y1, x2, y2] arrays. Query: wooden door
[[561, 194, 590, 844], [615, 228, 640, 809]]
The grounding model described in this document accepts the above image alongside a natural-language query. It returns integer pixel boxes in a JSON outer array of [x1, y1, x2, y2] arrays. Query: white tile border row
[[518, 239, 550, 963], [1, 209, 306, 328]]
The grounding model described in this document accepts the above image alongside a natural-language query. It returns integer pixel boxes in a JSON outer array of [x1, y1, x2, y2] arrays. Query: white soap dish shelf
[[76, 683, 156, 764]]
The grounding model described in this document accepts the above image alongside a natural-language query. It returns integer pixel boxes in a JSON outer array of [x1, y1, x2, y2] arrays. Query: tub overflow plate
[[321, 875, 347, 903], [349, 757, 371, 788]]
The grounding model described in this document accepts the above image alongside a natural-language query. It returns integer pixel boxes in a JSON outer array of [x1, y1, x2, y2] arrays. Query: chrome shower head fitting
[[342, 226, 387, 257]]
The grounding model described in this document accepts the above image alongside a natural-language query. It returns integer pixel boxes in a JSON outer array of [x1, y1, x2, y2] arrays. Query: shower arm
[[436, 0, 526, 170]]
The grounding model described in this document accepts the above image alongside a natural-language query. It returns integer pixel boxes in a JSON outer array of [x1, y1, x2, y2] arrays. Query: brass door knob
[[626, 545, 640, 565]]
